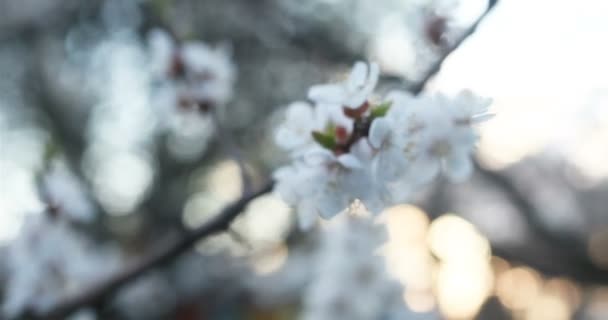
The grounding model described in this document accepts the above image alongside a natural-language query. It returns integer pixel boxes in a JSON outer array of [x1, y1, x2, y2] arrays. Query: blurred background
[[0, 0, 607, 319]]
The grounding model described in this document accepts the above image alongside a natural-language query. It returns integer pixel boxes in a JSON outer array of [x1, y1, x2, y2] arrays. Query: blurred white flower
[[113, 273, 176, 320], [400, 92, 492, 183], [301, 215, 405, 320], [146, 29, 237, 161], [2, 214, 122, 317], [147, 28, 175, 77], [180, 41, 236, 107], [38, 160, 95, 222], [308, 61, 379, 109], [147, 29, 236, 109]]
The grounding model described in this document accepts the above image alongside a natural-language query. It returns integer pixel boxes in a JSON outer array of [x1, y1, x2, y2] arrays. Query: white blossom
[[308, 61, 379, 109], [146, 29, 237, 160], [2, 214, 122, 317], [147, 28, 236, 111], [368, 117, 409, 183], [274, 101, 324, 152], [445, 89, 494, 124], [396, 92, 492, 183], [273, 147, 365, 229]]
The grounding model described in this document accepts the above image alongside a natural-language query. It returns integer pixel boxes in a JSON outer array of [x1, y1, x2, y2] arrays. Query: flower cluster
[[274, 61, 492, 228], [146, 29, 236, 159], [148, 29, 236, 112]]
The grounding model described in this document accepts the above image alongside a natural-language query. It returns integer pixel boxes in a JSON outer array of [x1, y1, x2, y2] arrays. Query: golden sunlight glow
[[236, 194, 292, 250], [490, 256, 511, 278], [476, 97, 554, 170], [251, 244, 289, 275], [436, 261, 493, 319], [428, 214, 490, 262], [404, 290, 436, 313], [428, 214, 493, 319], [205, 160, 242, 203], [92, 151, 154, 215], [495, 266, 542, 310], [382, 205, 430, 243], [524, 294, 570, 320], [571, 126, 608, 183], [183, 160, 242, 229], [381, 205, 434, 291], [545, 278, 582, 311]]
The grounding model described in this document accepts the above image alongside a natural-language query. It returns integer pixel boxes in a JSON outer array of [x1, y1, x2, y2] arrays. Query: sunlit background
[[1, 0, 607, 319]]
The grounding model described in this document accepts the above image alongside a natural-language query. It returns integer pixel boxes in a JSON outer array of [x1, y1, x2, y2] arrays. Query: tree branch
[[29, 180, 274, 320]]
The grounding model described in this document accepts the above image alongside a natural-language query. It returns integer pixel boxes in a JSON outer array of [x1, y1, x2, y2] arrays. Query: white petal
[[373, 148, 406, 183], [308, 84, 347, 104], [385, 90, 414, 104], [302, 147, 334, 165], [365, 62, 380, 91], [444, 153, 473, 182], [387, 179, 413, 204], [346, 61, 368, 90], [410, 157, 440, 185], [361, 196, 385, 215], [272, 166, 294, 181], [273, 182, 298, 205], [148, 29, 172, 50], [337, 154, 362, 169], [296, 202, 318, 230], [344, 90, 368, 109], [286, 101, 314, 122], [147, 29, 174, 71], [471, 113, 495, 124], [274, 126, 299, 149], [368, 118, 391, 148], [317, 191, 348, 219]]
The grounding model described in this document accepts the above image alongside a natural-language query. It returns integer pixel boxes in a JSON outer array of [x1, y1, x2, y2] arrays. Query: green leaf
[[312, 131, 336, 150], [370, 101, 392, 118], [324, 123, 336, 136]]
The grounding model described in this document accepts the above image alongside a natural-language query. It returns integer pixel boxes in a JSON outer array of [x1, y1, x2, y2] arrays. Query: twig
[[30, 180, 274, 320]]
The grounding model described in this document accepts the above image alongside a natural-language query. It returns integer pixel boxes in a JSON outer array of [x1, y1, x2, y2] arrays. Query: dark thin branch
[[30, 180, 274, 320]]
